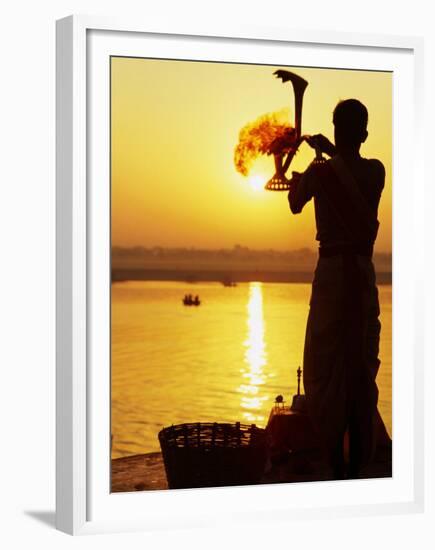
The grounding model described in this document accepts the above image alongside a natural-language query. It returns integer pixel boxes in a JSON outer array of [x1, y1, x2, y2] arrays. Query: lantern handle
[[265, 70, 309, 191]]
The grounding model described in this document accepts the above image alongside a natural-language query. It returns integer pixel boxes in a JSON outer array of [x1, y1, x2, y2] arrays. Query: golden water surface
[[111, 281, 392, 458]]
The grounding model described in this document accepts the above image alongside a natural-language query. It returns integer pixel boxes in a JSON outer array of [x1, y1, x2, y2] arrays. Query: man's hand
[[306, 134, 336, 157], [288, 171, 302, 187]]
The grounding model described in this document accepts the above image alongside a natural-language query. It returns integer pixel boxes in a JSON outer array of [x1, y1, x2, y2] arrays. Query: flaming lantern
[[234, 69, 324, 191], [265, 70, 308, 191]]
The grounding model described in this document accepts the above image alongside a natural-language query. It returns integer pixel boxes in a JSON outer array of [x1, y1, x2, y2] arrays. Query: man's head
[[333, 99, 368, 150]]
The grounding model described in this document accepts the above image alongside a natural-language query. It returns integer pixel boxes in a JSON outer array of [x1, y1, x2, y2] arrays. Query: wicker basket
[[158, 422, 268, 489]]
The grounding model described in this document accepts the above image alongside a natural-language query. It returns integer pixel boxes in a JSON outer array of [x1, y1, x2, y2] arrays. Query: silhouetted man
[[288, 99, 385, 479]]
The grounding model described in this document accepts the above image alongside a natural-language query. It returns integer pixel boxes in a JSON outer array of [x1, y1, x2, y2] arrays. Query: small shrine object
[[274, 394, 286, 413], [290, 366, 307, 413]]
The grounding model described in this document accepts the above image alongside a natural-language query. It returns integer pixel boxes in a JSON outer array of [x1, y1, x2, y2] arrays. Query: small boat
[[222, 279, 237, 287], [182, 295, 201, 306]]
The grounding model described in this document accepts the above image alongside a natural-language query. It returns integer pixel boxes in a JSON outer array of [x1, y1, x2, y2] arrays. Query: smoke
[[234, 109, 296, 176]]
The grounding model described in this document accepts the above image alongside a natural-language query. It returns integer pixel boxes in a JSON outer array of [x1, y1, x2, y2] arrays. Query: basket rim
[[158, 421, 268, 449]]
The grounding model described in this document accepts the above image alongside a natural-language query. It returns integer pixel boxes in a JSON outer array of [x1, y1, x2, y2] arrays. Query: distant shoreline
[[112, 268, 392, 285]]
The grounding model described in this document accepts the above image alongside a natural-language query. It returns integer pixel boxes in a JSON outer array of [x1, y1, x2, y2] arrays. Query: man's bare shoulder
[[367, 158, 385, 174], [365, 158, 386, 188]]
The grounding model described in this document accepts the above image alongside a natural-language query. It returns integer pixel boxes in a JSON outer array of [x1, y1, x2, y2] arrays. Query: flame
[[234, 108, 297, 177]]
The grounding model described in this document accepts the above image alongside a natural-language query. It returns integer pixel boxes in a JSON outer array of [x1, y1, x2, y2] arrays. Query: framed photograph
[[56, 15, 425, 535]]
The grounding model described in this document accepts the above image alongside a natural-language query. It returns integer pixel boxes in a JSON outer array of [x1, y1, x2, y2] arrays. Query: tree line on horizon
[[112, 244, 392, 264]]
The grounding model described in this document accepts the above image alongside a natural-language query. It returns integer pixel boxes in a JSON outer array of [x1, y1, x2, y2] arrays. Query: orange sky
[[111, 58, 392, 252]]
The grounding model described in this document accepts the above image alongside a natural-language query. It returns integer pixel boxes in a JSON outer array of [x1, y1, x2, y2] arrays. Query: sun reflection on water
[[239, 282, 269, 423]]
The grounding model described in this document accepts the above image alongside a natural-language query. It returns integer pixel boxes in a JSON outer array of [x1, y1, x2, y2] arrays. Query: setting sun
[[248, 174, 267, 192]]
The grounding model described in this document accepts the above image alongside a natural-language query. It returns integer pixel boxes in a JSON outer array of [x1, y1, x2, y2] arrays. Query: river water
[[111, 281, 392, 458]]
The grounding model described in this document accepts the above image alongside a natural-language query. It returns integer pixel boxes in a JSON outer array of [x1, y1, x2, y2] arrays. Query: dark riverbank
[[111, 246, 392, 285], [111, 443, 392, 493], [112, 268, 392, 285], [112, 453, 168, 492]]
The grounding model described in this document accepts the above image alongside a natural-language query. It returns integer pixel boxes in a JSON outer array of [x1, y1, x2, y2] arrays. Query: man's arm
[[370, 158, 386, 193], [288, 134, 335, 214], [288, 164, 318, 214], [306, 134, 336, 158]]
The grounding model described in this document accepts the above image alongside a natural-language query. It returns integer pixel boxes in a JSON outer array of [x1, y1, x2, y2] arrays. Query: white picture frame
[[56, 15, 425, 535]]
